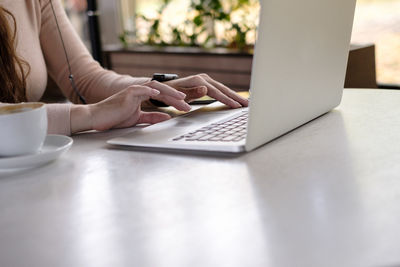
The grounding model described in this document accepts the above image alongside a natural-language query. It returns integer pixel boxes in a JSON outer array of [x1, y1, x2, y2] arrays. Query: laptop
[[108, 0, 357, 153]]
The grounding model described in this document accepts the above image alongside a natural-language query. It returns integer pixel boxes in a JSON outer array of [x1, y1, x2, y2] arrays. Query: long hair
[[0, 6, 29, 103]]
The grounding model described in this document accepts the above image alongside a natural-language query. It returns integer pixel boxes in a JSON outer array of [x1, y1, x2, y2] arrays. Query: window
[[118, 0, 400, 85], [351, 0, 400, 85], [64, 0, 90, 48]]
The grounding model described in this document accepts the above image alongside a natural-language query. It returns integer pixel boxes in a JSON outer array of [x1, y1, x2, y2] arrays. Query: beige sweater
[[1, 0, 150, 135]]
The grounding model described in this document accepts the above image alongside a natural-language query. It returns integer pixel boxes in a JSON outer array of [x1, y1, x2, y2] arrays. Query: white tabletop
[[1, 89, 400, 267]]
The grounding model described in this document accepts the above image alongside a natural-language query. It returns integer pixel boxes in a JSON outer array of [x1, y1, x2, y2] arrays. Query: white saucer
[[0, 135, 73, 170]]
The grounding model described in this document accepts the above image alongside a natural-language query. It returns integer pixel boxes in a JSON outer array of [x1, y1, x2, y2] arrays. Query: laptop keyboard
[[172, 111, 248, 142]]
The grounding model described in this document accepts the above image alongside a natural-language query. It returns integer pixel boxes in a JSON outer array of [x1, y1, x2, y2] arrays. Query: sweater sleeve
[[39, 0, 150, 104], [46, 103, 72, 135]]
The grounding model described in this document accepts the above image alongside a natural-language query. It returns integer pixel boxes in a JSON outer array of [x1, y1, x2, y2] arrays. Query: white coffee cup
[[0, 103, 48, 157]]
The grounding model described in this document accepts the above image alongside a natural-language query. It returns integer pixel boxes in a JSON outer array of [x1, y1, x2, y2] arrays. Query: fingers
[[181, 86, 208, 102], [182, 76, 241, 108], [202, 81, 242, 108], [197, 74, 248, 107], [126, 85, 190, 111], [204, 77, 249, 107], [137, 111, 171, 124], [143, 81, 191, 111], [126, 85, 161, 102], [145, 80, 186, 100], [166, 74, 248, 108], [152, 94, 191, 111]]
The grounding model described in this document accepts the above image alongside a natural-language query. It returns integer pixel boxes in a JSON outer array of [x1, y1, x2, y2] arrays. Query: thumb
[[137, 111, 171, 125], [179, 86, 208, 102]]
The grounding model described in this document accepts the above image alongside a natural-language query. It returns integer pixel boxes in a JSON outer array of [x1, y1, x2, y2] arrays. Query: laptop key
[[209, 137, 223, 141], [198, 135, 215, 141], [172, 111, 248, 142], [221, 136, 238, 142]]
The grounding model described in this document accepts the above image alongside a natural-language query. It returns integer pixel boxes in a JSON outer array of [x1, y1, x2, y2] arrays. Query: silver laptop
[[108, 0, 357, 153]]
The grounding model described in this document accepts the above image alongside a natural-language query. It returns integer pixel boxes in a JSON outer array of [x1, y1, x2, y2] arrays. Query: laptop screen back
[[246, 0, 357, 151]]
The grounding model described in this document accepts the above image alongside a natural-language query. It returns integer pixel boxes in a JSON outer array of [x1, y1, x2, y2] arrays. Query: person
[[0, 0, 248, 136]]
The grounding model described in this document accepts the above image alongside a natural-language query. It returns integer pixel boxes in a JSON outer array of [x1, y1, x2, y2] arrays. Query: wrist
[[70, 104, 93, 134]]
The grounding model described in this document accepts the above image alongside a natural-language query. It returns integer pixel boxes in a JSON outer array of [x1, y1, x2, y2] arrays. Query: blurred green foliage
[[130, 0, 259, 51]]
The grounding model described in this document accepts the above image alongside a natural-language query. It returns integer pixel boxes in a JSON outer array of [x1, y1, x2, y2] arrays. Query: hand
[[165, 73, 249, 108], [71, 85, 190, 133], [141, 80, 193, 110]]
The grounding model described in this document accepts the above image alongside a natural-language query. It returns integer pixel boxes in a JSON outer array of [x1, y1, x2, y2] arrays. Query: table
[[1, 89, 400, 267]]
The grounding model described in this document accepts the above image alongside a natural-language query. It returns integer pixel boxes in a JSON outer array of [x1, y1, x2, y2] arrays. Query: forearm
[[40, 0, 152, 105], [46, 104, 73, 135]]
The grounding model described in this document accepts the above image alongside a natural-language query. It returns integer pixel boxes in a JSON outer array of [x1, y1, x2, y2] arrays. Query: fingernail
[[152, 89, 160, 95], [179, 92, 186, 98], [184, 103, 192, 111]]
